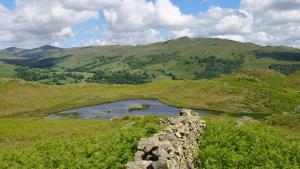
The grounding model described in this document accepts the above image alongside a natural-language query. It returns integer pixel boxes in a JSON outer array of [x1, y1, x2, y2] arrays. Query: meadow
[[0, 70, 299, 168], [0, 70, 299, 118]]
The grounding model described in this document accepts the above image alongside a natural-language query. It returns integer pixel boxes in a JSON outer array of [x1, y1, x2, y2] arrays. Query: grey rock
[[149, 160, 168, 169], [235, 116, 258, 126]]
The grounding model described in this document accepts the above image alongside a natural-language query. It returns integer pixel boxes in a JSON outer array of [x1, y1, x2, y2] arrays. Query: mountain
[[38, 45, 61, 50], [0, 45, 62, 59], [0, 37, 300, 83], [3, 47, 25, 53]]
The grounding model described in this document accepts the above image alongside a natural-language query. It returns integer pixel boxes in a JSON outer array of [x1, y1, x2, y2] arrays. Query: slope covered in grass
[[0, 116, 162, 169], [0, 70, 299, 118], [1, 38, 300, 84], [198, 116, 300, 169], [0, 62, 16, 78], [0, 115, 299, 169]]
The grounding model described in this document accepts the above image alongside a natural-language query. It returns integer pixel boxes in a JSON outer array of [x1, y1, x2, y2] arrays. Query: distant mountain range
[[0, 37, 300, 84]]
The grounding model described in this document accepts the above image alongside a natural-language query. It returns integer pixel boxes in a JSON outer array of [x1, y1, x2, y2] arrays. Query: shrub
[[0, 117, 162, 169], [198, 117, 300, 169]]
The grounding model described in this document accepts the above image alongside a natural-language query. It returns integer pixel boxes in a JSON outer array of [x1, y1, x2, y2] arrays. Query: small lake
[[46, 99, 214, 120]]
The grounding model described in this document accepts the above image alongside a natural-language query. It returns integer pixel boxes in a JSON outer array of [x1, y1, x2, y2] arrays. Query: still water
[[47, 99, 214, 120]]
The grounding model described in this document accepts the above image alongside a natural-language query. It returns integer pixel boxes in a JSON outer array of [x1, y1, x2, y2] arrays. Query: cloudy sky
[[0, 0, 300, 49]]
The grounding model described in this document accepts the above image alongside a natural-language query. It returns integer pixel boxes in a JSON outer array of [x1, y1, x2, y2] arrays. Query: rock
[[122, 122, 135, 129], [179, 109, 198, 116], [126, 109, 205, 169], [282, 112, 289, 115], [175, 132, 182, 138], [294, 105, 300, 113], [149, 160, 168, 169], [235, 116, 258, 126], [199, 119, 206, 127], [127, 161, 152, 169]]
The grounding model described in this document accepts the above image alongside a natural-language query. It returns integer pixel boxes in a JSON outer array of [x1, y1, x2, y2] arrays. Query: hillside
[[1, 37, 300, 84], [0, 70, 299, 118], [0, 70, 299, 168]]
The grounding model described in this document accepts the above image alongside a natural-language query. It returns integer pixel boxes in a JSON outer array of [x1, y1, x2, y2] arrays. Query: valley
[[0, 38, 299, 169]]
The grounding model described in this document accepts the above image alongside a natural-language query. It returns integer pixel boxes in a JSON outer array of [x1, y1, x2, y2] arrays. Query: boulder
[[235, 116, 257, 126]]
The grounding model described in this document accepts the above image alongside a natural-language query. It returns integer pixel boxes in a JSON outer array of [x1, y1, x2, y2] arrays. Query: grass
[[198, 116, 300, 169], [0, 115, 299, 169], [265, 113, 300, 130], [1, 38, 300, 168], [0, 70, 299, 118], [0, 62, 16, 78], [0, 116, 163, 169], [1, 38, 300, 81]]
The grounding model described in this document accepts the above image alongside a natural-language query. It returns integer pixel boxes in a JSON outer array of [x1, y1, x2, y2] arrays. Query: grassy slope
[[1, 115, 299, 169], [0, 116, 163, 169], [57, 38, 300, 78], [0, 70, 299, 118], [1, 38, 300, 81], [0, 62, 16, 78], [198, 116, 300, 169]]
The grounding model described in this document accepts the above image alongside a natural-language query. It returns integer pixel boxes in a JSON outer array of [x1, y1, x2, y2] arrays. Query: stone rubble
[[126, 109, 206, 169], [235, 116, 258, 126]]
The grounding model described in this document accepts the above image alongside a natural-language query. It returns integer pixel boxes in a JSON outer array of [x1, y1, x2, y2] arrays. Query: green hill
[[0, 70, 299, 118], [1, 37, 300, 84]]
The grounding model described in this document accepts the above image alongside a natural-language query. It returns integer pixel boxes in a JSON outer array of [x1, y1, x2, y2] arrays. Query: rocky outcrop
[[126, 109, 206, 169], [235, 116, 257, 126]]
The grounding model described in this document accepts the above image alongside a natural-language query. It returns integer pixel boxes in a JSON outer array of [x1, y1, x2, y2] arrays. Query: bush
[[193, 56, 244, 79], [89, 70, 151, 84], [198, 117, 300, 169], [269, 64, 300, 75], [0, 117, 162, 169]]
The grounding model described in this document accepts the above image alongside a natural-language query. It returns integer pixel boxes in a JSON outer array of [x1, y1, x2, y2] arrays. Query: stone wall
[[127, 109, 206, 169]]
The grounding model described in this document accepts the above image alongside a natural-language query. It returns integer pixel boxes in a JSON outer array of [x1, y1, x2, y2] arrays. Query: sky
[[0, 0, 300, 49]]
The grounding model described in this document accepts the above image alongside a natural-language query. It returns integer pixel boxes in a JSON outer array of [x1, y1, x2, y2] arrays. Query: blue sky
[[0, 0, 299, 48], [0, 0, 15, 9]]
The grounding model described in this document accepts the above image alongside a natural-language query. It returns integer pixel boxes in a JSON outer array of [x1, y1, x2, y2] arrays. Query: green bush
[[193, 55, 244, 79], [269, 64, 300, 75], [198, 117, 300, 169]]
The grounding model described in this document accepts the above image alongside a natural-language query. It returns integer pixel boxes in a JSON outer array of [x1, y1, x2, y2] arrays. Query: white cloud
[[55, 27, 74, 39], [216, 14, 252, 34], [101, 0, 195, 45], [103, 0, 195, 32], [213, 34, 246, 42], [61, 0, 121, 11], [0, 0, 105, 47], [0, 0, 300, 48], [239, 0, 300, 46], [78, 39, 114, 47], [104, 28, 165, 45], [170, 29, 193, 38]]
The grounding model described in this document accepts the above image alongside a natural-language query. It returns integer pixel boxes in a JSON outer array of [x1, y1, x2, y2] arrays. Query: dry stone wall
[[127, 109, 206, 169]]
